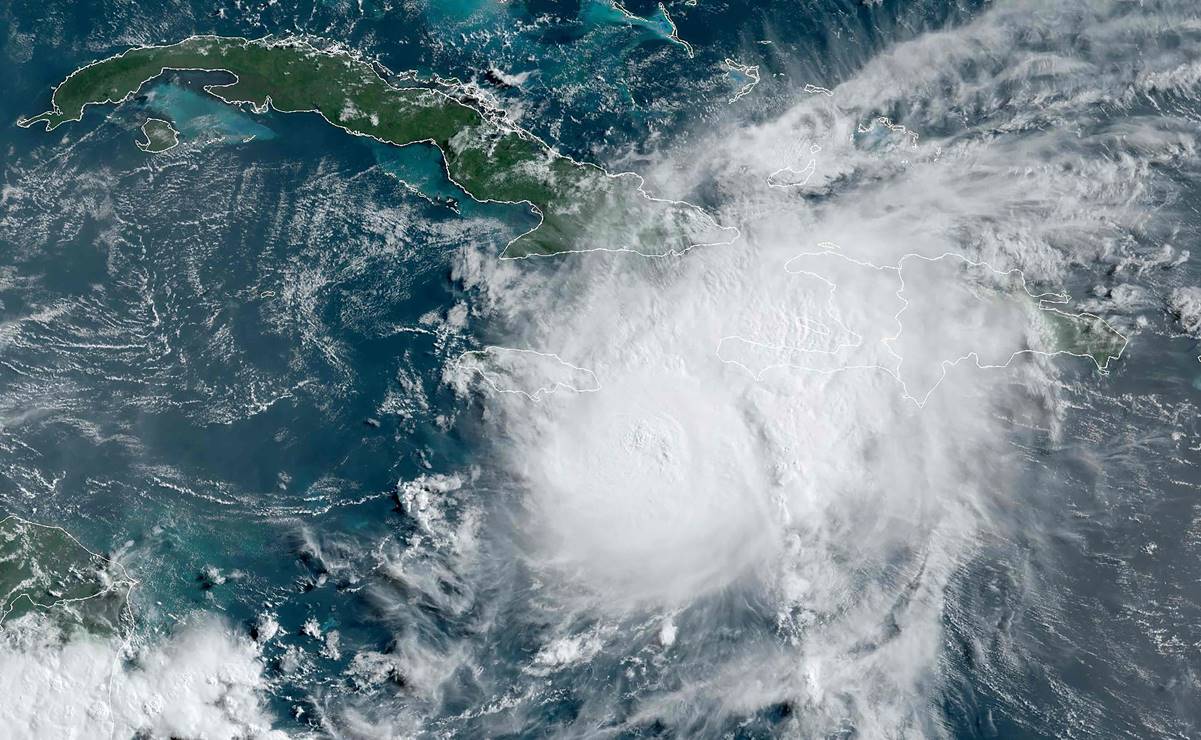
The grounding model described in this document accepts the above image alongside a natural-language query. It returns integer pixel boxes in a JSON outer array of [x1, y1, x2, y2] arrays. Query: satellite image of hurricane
[[3, 0, 1201, 737]]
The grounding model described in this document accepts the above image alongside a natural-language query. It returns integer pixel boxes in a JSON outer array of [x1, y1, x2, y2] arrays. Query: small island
[[136, 117, 179, 153], [22, 35, 736, 258]]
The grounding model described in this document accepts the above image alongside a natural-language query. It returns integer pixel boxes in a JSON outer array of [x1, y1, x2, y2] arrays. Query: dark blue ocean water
[[5, 0, 1201, 737]]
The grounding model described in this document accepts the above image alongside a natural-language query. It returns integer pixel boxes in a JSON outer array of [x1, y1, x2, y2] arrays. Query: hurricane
[[3, 0, 1201, 737]]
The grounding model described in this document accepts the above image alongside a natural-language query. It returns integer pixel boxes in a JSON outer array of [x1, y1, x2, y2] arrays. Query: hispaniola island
[[2, 0, 1200, 737]]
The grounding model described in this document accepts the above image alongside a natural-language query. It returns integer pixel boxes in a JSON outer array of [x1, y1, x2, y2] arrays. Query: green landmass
[[22, 36, 733, 257], [0, 516, 132, 634], [951, 259, 1126, 370], [1040, 307, 1127, 370], [137, 117, 179, 152]]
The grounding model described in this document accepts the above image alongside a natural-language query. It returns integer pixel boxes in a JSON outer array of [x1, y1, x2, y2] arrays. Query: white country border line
[[610, 1, 695, 58], [722, 58, 760, 104], [767, 143, 822, 189], [713, 253, 865, 380], [715, 311, 844, 363], [135, 116, 180, 153], [719, 245, 1129, 408], [714, 324, 862, 381], [0, 514, 139, 622], [856, 115, 919, 149], [0, 514, 142, 740], [19, 34, 738, 261], [767, 160, 816, 188], [451, 346, 601, 402], [878, 249, 1125, 406], [715, 248, 891, 381], [883, 251, 1129, 377], [659, 2, 695, 58]]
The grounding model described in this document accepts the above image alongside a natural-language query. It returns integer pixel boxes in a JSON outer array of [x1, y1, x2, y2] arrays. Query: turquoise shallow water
[[4, 0, 1201, 737], [145, 81, 277, 143]]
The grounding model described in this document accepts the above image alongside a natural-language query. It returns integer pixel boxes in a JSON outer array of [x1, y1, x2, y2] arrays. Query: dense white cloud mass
[[4, 0, 1191, 736], [458, 231, 1034, 731], [1169, 287, 1201, 337], [442, 0, 1192, 733], [0, 615, 285, 740]]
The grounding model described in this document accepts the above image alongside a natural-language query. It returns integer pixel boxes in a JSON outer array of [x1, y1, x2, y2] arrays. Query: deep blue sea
[[5, 0, 1201, 737]]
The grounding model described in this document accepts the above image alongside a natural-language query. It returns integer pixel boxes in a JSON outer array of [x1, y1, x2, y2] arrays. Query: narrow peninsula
[[22, 36, 736, 258]]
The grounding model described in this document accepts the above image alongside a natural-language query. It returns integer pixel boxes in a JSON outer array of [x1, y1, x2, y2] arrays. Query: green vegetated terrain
[[1040, 307, 1128, 369], [24, 36, 734, 257], [137, 117, 179, 152], [0, 516, 131, 634]]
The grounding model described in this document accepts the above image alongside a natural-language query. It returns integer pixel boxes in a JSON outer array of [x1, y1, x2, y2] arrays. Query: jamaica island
[[22, 35, 736, 258]]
